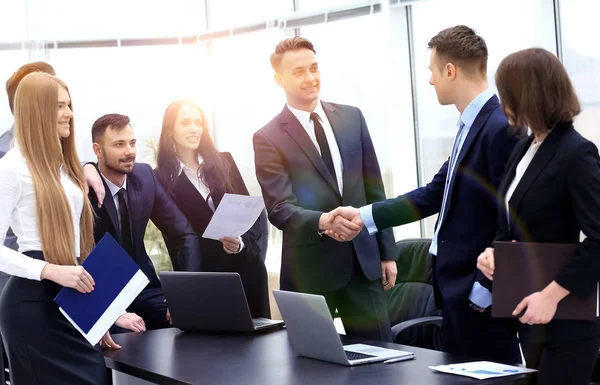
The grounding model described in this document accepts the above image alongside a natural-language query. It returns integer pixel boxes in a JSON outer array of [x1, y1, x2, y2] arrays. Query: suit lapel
[[497, 137, 532, 237], [441, 96, 498, 220], [322, 101, 349, 198], [507, 125, 568, 214], [280, 105, 341, 197], [126, 172, 139, 245], [93, 165, 120, 239]]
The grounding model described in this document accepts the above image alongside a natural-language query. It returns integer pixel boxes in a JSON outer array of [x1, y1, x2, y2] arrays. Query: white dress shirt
[[505, 139, 543, 220], [287, 101, 344, 194], [0, 145, 84, 280], [178, 156, 244, 252]]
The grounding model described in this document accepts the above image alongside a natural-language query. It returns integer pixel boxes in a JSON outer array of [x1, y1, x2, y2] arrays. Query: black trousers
[[524, 336, 599, 385], [0, 252, 110, 385], [322, 255, 392, 342], [441, 301, 521, 363]]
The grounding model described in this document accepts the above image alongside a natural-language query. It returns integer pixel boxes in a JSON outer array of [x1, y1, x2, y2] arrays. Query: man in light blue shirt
[[327, 26, 521, 363]]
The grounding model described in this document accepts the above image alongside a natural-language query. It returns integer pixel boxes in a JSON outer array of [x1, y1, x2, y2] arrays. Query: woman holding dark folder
[[154, 100, 270, 318], [476, 48, 600, 385], [0, 72, 118, 385]]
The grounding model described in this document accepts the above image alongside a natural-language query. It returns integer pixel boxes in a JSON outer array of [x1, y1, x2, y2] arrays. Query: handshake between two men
[[318, 206, 398, 291]]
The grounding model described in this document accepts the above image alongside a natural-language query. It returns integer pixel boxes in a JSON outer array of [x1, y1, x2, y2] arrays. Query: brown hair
[[495, 48, 580, 136], [13, 72, 94, 265], [91, 113, 131, 142], [428, 25, 488, 77], [270, 37, 316, 72], [6, 62, 56, 114]]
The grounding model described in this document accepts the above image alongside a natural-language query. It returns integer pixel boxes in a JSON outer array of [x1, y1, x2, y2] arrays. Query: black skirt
[[0, 251, 110, 385]]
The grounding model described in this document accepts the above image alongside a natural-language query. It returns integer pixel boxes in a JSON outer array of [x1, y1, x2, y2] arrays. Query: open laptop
[[273, 290, 415, 366], [159, 271, 284, 332]]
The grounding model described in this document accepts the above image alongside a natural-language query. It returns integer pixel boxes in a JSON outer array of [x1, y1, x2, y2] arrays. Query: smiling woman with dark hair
[[477, 47, 600, 385], [155, 99, 270, 318]]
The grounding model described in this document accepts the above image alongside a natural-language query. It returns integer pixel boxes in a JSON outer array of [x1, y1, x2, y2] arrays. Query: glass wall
[[0, 0, 589, 272], [559, 0, 600, 146], [411, 0, 557, 236]]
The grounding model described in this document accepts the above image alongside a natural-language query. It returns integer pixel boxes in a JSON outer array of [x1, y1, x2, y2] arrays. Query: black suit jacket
[[371, 96, 518, 307], [156, 152, 267, 268], [494, 123, 600, 342], [253, 102, 396, 293], [88, 162, 200, 288]]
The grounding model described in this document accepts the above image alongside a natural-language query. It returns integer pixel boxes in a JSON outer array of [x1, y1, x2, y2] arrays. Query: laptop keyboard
[[345, 351, 376, 361]]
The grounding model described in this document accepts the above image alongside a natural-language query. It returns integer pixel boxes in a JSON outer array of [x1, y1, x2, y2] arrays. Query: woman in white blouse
[[476, 48, 600, 385], [154, 100, 271, 319], [0, 72, 118, 385]]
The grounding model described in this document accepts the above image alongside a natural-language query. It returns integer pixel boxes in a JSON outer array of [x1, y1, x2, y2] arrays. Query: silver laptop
[[159, 271, 284, 332], [273, 290, 415, 366]]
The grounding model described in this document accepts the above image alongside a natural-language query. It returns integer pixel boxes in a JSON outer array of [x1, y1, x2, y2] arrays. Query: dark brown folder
[[492, 241, 598, 321]]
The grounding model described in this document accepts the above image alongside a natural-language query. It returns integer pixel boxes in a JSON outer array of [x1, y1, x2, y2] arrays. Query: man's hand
[[99, 332, 121, 350], [381, 260, 397, 291], [83, 163, 105, 207], [322, 206, 363, 241], [115, 312, 146, 333], [164, 299, 172, 325], [318, 212, 361, 242]]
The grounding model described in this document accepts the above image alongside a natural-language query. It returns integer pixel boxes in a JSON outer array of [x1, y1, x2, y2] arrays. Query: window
[[559, 0, 600, 146], [207, 0, 292, 30]]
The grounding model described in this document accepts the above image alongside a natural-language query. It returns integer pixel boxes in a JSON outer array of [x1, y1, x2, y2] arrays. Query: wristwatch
[[469, 301, 486, 312]]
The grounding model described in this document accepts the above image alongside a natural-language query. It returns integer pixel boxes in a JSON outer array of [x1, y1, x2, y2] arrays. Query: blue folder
[[54, 233, 146, 334]]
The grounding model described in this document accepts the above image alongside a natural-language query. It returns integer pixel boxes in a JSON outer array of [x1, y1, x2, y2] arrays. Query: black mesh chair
[[385, 238, 443, 351]]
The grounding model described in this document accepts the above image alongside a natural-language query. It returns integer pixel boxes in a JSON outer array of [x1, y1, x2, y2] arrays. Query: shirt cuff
[[469, 282, 493, 309], [236, 237, 245, 253], [359, 205, 378, 235]]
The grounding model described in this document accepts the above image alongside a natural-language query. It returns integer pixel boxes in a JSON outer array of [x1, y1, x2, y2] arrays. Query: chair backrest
[[386, 238, 442, 350]]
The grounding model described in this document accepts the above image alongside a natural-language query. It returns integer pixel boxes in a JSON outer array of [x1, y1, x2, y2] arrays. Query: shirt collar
[[459, 88, 495, 129], [287, 100, 326, 128], [100, 170, 127, 197], [177, 155, 205, 176]]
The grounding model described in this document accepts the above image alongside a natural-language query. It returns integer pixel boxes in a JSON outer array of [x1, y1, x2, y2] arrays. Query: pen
[[383, 356, 414, 364]]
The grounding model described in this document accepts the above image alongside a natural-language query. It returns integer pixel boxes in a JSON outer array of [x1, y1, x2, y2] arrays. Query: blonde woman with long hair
[[0, 72, 118, 385]]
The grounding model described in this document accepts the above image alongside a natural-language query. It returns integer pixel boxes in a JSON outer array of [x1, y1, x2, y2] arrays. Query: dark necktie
[[311, 112, 337, 182], [117, 188, 134, 258]]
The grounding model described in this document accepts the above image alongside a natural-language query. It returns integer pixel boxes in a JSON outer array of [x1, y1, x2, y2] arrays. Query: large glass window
[[0, 1, 27, 43], [39, 0, 207, 41], [48, 44, 212, 163], [559, 0, 600, 146], [411, 0, 556, 236], [207, 0, 292, 30]]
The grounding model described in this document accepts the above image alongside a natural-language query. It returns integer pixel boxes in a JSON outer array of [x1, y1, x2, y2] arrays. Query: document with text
[[429, 361, 537, 380], [202, 193, 265, 240]]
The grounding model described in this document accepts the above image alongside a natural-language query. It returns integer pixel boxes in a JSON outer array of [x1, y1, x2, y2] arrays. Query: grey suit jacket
[[1, 126, 18, 251]]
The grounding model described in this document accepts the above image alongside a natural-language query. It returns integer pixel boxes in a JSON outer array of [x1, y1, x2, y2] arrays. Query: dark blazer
[[371, 96, 519, 307], [155, 152, 270, 317], [88, 162, 200, 288], [495, 123, 600, 342], [253, 102, 396, 293]]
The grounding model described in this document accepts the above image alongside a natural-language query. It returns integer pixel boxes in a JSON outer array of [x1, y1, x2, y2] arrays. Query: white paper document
[[202, 193, 265, 240], [429, 361, 537, 380]]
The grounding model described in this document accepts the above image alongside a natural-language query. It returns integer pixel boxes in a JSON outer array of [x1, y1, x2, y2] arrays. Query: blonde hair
[[13, 72, 94, 265]]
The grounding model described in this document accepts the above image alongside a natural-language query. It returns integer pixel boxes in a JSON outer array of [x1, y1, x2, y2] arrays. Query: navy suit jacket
[[371, 96, 518, 307], [253, 102, 396, 293], [88, 162, 200, 288]]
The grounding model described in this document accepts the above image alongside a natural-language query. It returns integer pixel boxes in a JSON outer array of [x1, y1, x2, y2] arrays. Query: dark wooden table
[[105, 328, 535, 385]]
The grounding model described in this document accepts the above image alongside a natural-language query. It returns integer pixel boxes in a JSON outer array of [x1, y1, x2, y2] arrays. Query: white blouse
[[0, 146, 84, 280], [505, 139, 543, 221]]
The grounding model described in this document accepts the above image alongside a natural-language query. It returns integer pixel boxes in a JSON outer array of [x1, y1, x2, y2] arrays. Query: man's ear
[[446, 63, 457, 80], [274, 72, 284, 88], [92, 142, 102, 158]]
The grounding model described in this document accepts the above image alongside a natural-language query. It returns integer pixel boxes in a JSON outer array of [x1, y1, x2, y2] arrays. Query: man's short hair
[[91, 113, 131, 143], [6, 62, 56, 113], [270, 37, 316, 72], [428, 25, 488, 77]]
